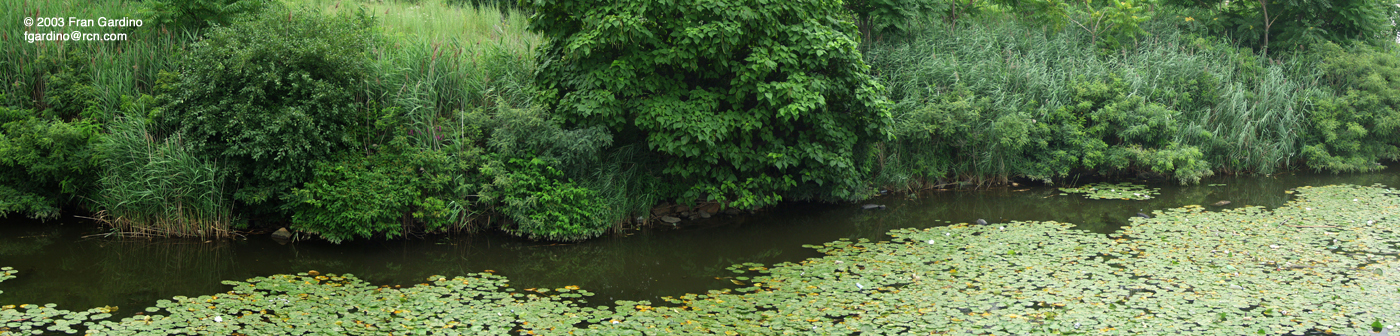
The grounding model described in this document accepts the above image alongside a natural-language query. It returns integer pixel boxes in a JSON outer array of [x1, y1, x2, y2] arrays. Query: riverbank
[[4, 180, 1399, 334], [4, 0, 1399, 243]]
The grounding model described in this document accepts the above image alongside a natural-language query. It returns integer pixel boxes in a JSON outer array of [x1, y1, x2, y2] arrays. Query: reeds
[[287, 0, 538, 148], [0, 0, 189, 118], [95, 117, 232, 239], [867, 14, 1322, 188]]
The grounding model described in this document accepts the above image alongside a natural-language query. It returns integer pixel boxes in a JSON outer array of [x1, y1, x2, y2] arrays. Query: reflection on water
[[1, 165, 1397, 318]]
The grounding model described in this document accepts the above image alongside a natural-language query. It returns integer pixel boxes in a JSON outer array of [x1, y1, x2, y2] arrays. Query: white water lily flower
[[214, 316, 223, 322], [928, 240, 935, 244], [856, 282, 863, 289]]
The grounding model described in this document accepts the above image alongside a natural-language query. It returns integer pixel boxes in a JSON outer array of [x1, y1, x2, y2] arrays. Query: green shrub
[[289, 102, 622, 243], [0, 49, 114, 220], [156, 8, 375, 209], [0, 104, 104, 219], [95, 117, 232, 238], [478, 104, 615, 241], [528, 0, 892, 209], [287, 104, 486, 243], [1303, 42, 1400, 171], [36, 50, 105, 122], [483, 156, 603, 240], [289, 150, 450, 244]]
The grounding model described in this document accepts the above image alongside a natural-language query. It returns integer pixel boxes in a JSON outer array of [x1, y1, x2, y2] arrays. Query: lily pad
[[10, 184, 1400, 335], [1059, 182, 1161, 200]]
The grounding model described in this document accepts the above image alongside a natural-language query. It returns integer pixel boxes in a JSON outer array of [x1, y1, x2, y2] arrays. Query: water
[[1, 165, 1397, 318]]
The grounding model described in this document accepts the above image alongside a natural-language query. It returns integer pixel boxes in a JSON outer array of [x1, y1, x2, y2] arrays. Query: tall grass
[[292, 0, 538, 107], [95, 117, 232, 238], [0, 0, 189, 118], [287, 0, 538, 148], [867, 14, 1322, 189], [290, 0, 664, 235]]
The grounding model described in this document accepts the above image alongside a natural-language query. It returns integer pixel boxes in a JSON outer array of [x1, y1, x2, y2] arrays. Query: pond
[[1, 165, 1398, 324]]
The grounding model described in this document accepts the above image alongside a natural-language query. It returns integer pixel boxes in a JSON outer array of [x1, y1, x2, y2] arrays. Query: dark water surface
[[2, 166, 1398, 318]]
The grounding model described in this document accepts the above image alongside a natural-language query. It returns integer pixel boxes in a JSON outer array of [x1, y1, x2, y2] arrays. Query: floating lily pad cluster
[[4, 184, 1399, 335], [81, 272, 604, 335], [589, 184, 1399, 335], [1060, 182, 1161, 200], [3, 267, 121, 335], [0, 267, 13, 295]]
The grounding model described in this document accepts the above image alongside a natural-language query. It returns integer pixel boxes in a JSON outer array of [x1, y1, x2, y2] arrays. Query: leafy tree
[[155, 8, 375, 210], [526, 0, 892, 209], [997, 0, 1150, 49], [1163, 0, 1397, 54], [1065, 0, 1151, 49]]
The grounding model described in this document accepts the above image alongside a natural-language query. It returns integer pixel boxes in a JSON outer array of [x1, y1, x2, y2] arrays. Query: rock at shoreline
[[698, 210, 711, 219], [699, 203, 721, 215], [1212, 200, 1231, 206], [660, 216, 681, 224], [271, 228, 293, 242], [861, 204, 886, 210]]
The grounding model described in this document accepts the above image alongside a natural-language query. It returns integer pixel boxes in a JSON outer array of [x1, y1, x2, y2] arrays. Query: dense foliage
[[1306, 42, 1400, 171], [476, 104, 616, 241], [1164, 0, 1398, 55], [845, 0, 957, 43], [0, 49, 108, 219], [527, 0, 893, 209], [0, 106, 103, 219], [154, 8, 375, 209], [4, 0, 1400, 242]]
